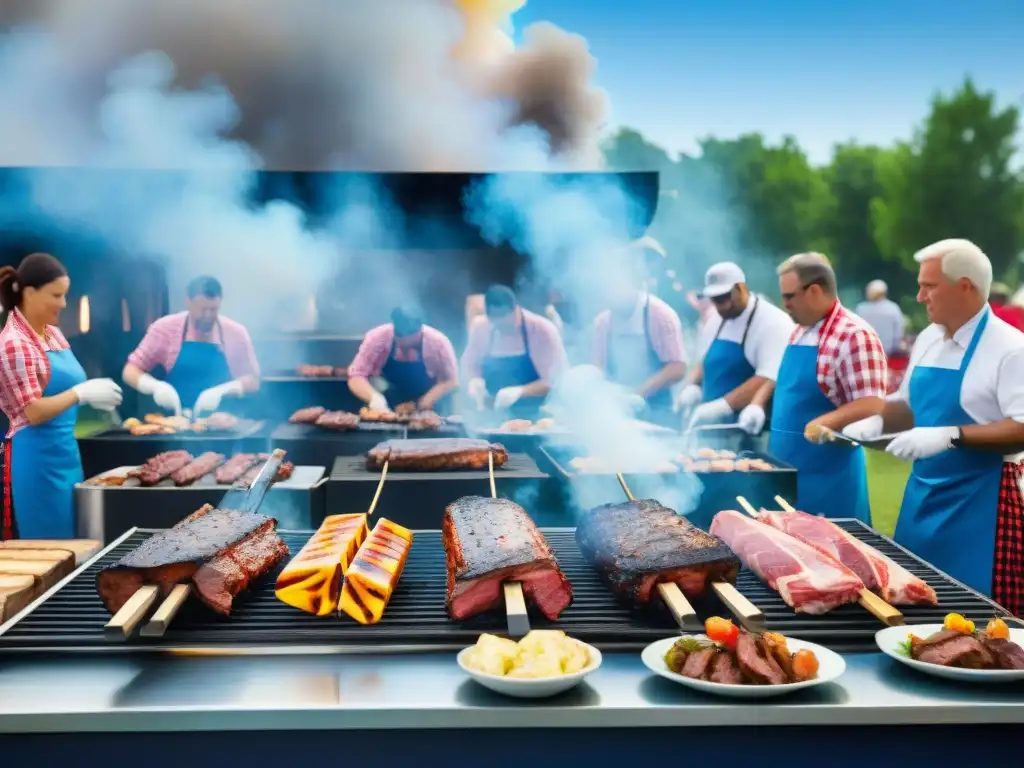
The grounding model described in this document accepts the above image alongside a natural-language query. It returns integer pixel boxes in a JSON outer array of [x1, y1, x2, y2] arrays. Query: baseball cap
[[700, 262, 746, 298]]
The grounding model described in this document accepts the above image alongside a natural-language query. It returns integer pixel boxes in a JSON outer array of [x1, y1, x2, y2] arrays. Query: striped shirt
[[348, 324, 459, 382], [0, 308, 71, 437], [127, 312, 260, 381]]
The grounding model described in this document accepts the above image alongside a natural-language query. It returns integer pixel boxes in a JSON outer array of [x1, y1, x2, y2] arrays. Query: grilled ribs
[[289, 406, 326, 424], [367, 438, 508, 471], [575, 499, 740, 605], [315, 411, 359, 431], [96, 504, 289, 616], [215, 454, 261, 484], [170, 452, 226, 486], [442, 496, 573, 621], [128, 451, 193, 486]]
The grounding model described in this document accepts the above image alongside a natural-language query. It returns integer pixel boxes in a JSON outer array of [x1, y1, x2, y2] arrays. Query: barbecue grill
[[326, 453, 559, 527], [78, 422, 271, 480], [271, 420, 467, 463], [74, 467, 327, 543], [0, 521, 1017, 655]]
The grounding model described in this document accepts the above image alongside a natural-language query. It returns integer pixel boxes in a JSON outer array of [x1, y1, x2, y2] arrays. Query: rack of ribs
[[575, 499, 741, 606], [442, 496, 573, 621], [169, 452, 226, 486], [367, 438, 508, 471], [710, 510, 864, 614], [96, 504, 290, 616], [128, 451, 194, 486]]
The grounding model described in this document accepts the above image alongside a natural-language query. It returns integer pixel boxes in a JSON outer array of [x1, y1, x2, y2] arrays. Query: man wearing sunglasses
[[679, 262, 794, 437], [769, 253, 888, 522]]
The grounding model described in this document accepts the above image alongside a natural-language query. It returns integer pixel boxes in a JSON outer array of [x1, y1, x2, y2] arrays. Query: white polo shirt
[[699, 295, 795, 381]]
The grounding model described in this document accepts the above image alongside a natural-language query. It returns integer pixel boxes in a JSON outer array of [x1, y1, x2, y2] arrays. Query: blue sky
[[513, 0, 1024, 164]]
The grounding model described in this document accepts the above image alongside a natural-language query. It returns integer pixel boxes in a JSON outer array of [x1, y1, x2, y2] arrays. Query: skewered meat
[[315, 411, 360, 431], [709, 510, 864, 614], [757, 508, 938, 605], [575, 499, 740, 605], [170, 452, 226, 486], [96, 505, 289, 615], [128, 451, 194, 486], [338, 518, 414, 624], [215, 454, 262, 484], [443, 496, 573, 621], [289, 406, 327, 424], [236, 461, 294, 488], [275, 514, 370, 615], [367, 438, 508, 471]]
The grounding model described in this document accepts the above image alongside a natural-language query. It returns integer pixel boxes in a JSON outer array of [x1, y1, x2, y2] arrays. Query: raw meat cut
[[170, 452, 226, 486], [128, 451, 193, 486], [215, 454, 261, 484]]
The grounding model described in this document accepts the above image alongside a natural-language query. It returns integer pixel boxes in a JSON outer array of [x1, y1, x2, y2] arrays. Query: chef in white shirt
[[679, 262, 795, 435], [844, 239, 1024, 616]]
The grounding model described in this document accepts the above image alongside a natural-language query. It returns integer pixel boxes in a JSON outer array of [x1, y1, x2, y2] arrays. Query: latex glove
[[494, 386, 525, 410], [674, 383, 703, 413], [467, 377, 488, 410], [687, 397, 733, 429], [843, 415, 884, 442], [886, 427, 958, 462], [368, 392, 390, 412], [737, 404, 766, 435], [626, 393, 646, 412], [136, 373, 181, 415], [73, 378, 123, 411], [194, 380, 245, 416]]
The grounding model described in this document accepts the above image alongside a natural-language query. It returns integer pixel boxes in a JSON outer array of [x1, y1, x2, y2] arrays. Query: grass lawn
[[866, 450, 911, 537]]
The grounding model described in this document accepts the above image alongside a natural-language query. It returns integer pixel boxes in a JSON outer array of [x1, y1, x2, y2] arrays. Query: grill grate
[[0, 522, 1017, 654], [330, 452, 546, 480], [84, 421, 266, 442]]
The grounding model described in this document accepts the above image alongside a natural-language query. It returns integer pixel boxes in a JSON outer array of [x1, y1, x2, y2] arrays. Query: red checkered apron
[[993, 462, 1024, 617], [0, 440, 18, 540]]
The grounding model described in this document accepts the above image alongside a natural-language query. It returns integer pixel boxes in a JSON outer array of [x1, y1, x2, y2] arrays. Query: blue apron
[[9, 347, 87, 539], [163, 318, 236, 414], [894, 310, 1002, 596], [380, 336, 450, 415], [606, 294, 675, 427], [702, 296, 759, 402], [769, 334, 870, 522], [481, 319, 544, 420]]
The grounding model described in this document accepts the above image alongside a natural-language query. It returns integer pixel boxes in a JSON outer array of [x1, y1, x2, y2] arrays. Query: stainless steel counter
[[0, 650, 1021, 733]]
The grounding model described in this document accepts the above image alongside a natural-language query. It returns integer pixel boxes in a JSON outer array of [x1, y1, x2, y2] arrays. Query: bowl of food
[[458, 630, 602, 698], [642, 617, 846, 699], [876, 614, 1024, 682]]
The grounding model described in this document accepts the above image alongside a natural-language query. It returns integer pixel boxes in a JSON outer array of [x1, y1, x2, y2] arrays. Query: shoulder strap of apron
[[740, 296, 760, 349], [182, 316, 225, 349], [960, 308, 989, 371]]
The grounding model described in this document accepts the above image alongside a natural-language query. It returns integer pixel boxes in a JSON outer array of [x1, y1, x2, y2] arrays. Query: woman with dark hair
[[0, 253, 122, 540]]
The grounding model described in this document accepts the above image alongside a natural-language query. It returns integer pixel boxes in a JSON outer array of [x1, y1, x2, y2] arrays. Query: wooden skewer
[[140, 584, 192, 638], [493, 451, 529, 638], [368, 461, 389, 517], [104, 585, 160, 640], [615, 473, 702, 632], [771, 495, 903, 627]]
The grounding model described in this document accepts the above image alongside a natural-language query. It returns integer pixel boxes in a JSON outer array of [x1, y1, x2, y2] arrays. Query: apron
[[702, 297, 759, 402], [3, 347, 87, 539], [769, 334, 870, 523], [606, 295, 675, 427], [894, 309, 1015, 605], [380, 337, 450, 415], [162, 318, 236, 415], [481, 319, 544, 420]]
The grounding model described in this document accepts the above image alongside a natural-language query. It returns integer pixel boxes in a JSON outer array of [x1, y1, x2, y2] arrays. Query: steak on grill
[[710, 510, 864, 614], [95, 505, 288, 615], [129, 450, 193, 486], [442, 496, 573, 620], [315, 411, 360, 431], [575, 499, 740, 605], [367, 438, 508, 471], [289, 406, 326, 424], [170, 452, 226, 486], [215, 454, 261, 484]]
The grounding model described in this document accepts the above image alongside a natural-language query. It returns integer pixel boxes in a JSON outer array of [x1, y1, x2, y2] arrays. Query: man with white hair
[[855, 279, 905, 357], [844, 239, 1024, 615], [771, 253, 888, 522]]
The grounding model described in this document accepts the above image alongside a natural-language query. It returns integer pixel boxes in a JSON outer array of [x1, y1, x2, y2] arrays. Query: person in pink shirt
[[461, 285, 567, 419], [122, 276, 260, 417], [347, 306, 459, 414]]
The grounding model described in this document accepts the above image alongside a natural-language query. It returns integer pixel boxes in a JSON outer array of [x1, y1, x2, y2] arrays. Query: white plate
[[875, 624, 1024, 682], [457, 642, 602, 699], [641, 635, 846, 699]]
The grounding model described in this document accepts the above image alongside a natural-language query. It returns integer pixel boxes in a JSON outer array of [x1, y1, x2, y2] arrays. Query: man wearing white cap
[[844, 239, 1024, 615], [855, 279, 905, 357], [679, 262, 795, 436]]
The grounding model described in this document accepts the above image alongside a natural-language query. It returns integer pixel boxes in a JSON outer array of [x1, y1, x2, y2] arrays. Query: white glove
[[886, 426, 958, 461], [368, 392, 390, 412], [136, 373, 181, 415], [843, 415, 884, 442], [494, 386, 525, 410], [626, 393, 646, 412], [674, 383, 703, 413], [737, 404, 766, 435], [194, 380, 245, 416], [467, 377, 488, 410], [688, 398, 733, 429], [73, 378, 123, 411]]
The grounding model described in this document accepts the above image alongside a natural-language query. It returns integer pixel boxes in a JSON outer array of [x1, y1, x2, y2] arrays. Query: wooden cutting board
[[0, 539, 101, 623]]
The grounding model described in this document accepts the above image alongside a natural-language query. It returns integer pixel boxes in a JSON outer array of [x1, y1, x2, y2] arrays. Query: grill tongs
[[103, 449, 288, 641]]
